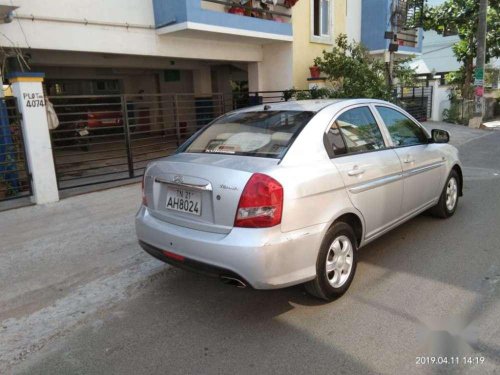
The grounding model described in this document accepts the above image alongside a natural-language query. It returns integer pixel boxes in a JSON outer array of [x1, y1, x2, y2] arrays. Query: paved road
[[3, 123, 500, 375]]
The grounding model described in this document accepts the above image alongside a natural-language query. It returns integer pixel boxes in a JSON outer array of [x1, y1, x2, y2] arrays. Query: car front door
[[374, 105, 445, 215], [326, 106, 403, 240]]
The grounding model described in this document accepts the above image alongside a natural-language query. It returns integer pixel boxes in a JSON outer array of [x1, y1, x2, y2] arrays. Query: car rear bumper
[[135, 206, 326, 289]]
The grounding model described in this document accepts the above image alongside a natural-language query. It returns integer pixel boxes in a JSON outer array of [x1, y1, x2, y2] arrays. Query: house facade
[[361, 0, 422, 57], [291, 0, 360, 89], [4, 1, 425, 207], [0, 0, 295, 99], [0, 0, 366, 95]]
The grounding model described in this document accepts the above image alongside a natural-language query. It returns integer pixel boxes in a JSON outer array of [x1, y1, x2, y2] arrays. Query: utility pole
[[469, 0, 488, 128], [386, 0, 397, 89]]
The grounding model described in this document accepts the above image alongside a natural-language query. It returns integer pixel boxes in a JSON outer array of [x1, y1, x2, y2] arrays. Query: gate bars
[[48, 93, 225, 190], [48, 88, 434, 192], [0, 97, 32, 202]]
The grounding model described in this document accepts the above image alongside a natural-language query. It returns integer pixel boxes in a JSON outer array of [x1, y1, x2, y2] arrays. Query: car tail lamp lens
[[235, 173, 283, 228], [141, 175, 148, 207]]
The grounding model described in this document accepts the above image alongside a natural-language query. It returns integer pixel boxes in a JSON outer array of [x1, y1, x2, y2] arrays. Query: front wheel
[[429, 169, 460, 218], [305, 222, 358, 301]]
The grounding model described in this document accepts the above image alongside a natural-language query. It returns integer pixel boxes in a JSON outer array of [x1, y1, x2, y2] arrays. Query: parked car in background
[[136, 99, 463, 301]]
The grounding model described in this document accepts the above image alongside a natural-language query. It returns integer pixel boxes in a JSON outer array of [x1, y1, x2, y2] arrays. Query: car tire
[[429, 169, 460, 218], [305, 222, 358, 301]]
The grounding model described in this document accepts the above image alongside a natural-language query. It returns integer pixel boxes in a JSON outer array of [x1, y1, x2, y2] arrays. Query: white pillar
[[8, 73, 59, 204], [261, 43, 293, 91], [248, 62, 263, 92], [430, 80, 441, 122], [248, 43, 293, 93]]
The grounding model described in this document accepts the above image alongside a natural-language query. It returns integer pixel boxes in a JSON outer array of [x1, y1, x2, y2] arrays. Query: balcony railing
[[202, 0, 292, 23], [153, 0, 293, 41]]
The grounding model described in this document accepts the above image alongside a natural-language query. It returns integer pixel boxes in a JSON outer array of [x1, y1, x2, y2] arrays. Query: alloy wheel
[[325, 235, 354, 288], [446, 177, 458, 211]]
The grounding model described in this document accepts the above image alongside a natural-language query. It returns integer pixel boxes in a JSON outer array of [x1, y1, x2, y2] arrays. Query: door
[[327, 106, 403, 239], [374, 105, 445, 215]]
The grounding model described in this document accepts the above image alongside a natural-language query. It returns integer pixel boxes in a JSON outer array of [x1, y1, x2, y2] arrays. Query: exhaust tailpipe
[[220, 275, 247, 288]]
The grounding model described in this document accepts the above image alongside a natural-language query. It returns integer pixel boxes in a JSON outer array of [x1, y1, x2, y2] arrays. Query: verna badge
[[220, 184, 238, 191]]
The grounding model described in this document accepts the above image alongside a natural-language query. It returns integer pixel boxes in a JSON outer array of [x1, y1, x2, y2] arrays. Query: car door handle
[[347, 167, 365, 176], [403, 156, 415, 164]]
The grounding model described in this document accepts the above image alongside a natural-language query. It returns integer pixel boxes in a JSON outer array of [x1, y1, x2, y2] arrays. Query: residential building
[[291, 0, 360, 89], [0, 0, 297, 99], [361, 0, 423, 57], [0, 1, 365, 95], [0, 0, 363, 206], [412, 30, 499, 81]]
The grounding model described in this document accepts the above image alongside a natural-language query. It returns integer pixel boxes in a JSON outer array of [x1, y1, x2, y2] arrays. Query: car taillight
[[141, 175, 148, 207], [234, 173, 283, 228]]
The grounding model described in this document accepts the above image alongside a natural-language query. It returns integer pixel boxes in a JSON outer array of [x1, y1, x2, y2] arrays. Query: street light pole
[[469, 0, 488, 128]]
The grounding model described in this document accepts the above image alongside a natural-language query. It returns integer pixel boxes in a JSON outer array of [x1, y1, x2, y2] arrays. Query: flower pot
[[309, 66, 321, 79], [284, 0, 299, 7], [228, 7, 245, 16]]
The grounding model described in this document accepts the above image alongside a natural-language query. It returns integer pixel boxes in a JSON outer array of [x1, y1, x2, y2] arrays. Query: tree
[[298, 34, 416, 101], [423, 0, 500, 99]]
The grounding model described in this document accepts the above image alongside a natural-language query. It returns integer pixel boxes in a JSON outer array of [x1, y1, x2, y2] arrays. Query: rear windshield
[[182, 110, 315, 159]]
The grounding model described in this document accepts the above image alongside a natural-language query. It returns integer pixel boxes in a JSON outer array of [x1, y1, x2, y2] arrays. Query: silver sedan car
[[136, 99, 462, 301]]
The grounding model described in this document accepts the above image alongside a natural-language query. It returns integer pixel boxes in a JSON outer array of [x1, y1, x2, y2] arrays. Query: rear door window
[[328, 106, 386, 155], [183, 111, 315, 158]]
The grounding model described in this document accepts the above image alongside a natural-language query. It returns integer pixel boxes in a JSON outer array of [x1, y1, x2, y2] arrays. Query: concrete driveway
[[1, 122, 499, 375]]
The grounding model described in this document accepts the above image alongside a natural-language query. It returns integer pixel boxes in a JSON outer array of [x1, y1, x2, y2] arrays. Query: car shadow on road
[[15, 266, 380, 375]]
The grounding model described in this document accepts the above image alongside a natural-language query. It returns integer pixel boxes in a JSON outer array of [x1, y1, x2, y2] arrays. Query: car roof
[[233, 98, 394, 114]]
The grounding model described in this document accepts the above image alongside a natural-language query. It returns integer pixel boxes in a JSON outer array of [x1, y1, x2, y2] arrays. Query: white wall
[[431, 82, 451, 121], [5, 0, 154, 25], [346, 0, 362, 42], [0, 0, 263, 62], [249, 43, 293, 92]]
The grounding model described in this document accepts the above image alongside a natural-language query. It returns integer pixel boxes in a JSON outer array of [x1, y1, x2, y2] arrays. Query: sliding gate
[[0, 97, 32, 202], [49, 93, 225, 190]]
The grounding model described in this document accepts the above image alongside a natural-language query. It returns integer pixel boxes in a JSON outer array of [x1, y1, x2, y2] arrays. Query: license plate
[[166, 188, 201, 216], [78, 129, 89, 136], [101, 119, 116, 124]]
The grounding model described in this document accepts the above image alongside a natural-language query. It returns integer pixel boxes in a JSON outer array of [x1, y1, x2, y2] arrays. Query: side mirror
[[431, 129, 450, 144]]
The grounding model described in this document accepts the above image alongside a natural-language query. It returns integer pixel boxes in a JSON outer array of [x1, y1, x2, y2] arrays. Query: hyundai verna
[[136, 99, 462, 301]]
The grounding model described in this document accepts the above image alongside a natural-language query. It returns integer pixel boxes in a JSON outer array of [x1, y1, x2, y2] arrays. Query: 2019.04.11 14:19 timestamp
[[416, 356, 485, 366]]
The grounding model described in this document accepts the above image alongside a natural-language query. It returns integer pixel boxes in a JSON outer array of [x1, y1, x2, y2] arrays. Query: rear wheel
[[305, 222, 358, 301], [429, 169, 460, 218]]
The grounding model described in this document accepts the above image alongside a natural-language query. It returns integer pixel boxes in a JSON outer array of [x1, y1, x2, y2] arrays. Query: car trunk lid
[[144, 153, 279, 234]]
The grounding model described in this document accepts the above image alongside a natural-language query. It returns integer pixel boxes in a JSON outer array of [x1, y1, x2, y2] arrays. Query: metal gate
[[0, 97, 32, 202], [49, 93, 226, 191], [394, 86, 433, 121]]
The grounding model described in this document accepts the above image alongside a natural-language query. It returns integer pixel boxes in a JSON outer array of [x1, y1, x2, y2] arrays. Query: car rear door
[[326, 105, 403, 240], [374, 105, 445, 215]]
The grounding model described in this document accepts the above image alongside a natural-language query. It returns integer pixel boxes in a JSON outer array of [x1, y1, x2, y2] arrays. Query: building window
[[311, 0, 332, 43]]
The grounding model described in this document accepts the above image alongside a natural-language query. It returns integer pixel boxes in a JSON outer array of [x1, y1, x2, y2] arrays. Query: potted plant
[[284, 0, 299, 7], [309, 65, 321, 79], [227, 1, 245, 16], [228, 6, 245, 15]]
